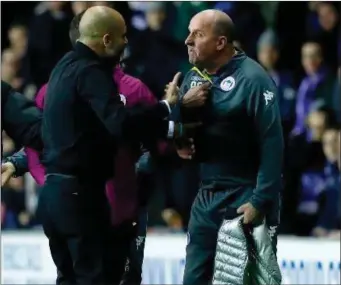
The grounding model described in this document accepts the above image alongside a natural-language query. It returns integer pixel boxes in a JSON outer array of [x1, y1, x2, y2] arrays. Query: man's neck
[[205, 48, 237, 75]]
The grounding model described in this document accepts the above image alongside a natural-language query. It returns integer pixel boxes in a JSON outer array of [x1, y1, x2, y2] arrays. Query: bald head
[[79, 6, 124, 40], [78, 6, 127, 59], [185, 9, 235, 68], [193, 9, 235, 43]]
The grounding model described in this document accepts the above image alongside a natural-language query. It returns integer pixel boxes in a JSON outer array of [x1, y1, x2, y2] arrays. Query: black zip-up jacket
[[42, 42, 170, 179]]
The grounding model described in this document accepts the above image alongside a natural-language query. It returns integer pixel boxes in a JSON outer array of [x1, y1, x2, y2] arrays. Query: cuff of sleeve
[[161, 100, 172, 114], [167, 121, 175, 138], [250, 195, 268, 213]]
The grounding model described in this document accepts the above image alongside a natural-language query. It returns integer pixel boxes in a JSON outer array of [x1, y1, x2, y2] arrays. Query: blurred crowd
[[1, 1, 340, 239]]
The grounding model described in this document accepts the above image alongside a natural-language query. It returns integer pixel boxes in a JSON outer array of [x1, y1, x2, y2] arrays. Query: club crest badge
[[220, 76, 235, 91]]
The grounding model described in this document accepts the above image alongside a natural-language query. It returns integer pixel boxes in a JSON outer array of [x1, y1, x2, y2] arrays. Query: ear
[[216, 36, 227, 51], [103, 34, 111, 46]]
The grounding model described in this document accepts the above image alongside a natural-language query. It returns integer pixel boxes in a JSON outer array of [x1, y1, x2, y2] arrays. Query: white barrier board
[[1, 231, 340, 284]]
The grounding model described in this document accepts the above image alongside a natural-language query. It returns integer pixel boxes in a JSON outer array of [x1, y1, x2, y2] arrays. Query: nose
[[185, 34, 193, 46]]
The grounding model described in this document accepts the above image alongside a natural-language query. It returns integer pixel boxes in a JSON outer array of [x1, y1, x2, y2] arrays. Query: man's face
[[307, 110, 327, 141], [146, 9, 166, 31], [257, 45, 279, 70], [185, 15, 220, 67], [71, 2, 89, 15], [8, 27, 27, 48], [48, 1, 65, 11], [317, 3, 338, 32], [322, 129, 340, 163], [103, 17, 128, 60], [302, 43, 323, 75]]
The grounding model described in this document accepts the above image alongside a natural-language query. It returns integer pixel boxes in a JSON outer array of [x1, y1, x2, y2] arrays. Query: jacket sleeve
[[5, 149, 28, 177], [23, 84, 47, 186], [246, 76, 284, 213], [78, 66, 171, 142], [170, 72, 191, 122], [2, 82, 43, 151]]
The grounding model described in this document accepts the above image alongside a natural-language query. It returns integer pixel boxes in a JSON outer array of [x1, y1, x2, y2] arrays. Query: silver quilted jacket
[[212, 216, 282, 285]]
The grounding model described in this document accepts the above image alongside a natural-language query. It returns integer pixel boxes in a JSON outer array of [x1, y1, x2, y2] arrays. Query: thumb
[[1, 164, 8, 173], [201, 81, 212, 89], [1, 172, 11, 187], [171, 72, 182, 86], [237, 204, 246, 214]]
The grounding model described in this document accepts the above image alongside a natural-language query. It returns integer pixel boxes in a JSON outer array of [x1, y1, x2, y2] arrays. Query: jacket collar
[[74, 42, 119, 70], [211, 47, 247, 77], [74, 41, 100, 61]]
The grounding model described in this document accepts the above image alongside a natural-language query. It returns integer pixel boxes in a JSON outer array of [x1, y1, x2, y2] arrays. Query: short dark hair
[[9, 21, 27, 32], [325, 124, 341, 133], [69, 10, 87, 47]]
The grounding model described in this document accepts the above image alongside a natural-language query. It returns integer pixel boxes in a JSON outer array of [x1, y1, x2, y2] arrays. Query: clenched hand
[[1, 162, 15, 187], [182, 82, 211, 108], [237, 202, 260, 224]]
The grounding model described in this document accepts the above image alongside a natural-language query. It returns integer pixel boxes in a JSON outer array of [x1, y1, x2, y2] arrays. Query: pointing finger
[[171, 72, 182, 85]]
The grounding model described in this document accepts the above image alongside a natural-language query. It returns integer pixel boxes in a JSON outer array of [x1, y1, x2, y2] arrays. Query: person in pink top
[[24, 10, 177, 285]]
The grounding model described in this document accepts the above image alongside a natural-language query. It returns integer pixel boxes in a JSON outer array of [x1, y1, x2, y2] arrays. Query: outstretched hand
[[164, 72, 182, 106], [1, 162, 15, 187]]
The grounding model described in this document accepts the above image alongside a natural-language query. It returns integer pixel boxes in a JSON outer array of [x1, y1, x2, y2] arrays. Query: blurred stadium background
[[1, 1, 340, 284]]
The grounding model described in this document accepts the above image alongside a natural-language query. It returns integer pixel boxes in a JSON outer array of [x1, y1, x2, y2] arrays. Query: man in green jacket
[[172, 10, 284, 285], [1, 81, 42, 153], [1, 81, 42, 185]]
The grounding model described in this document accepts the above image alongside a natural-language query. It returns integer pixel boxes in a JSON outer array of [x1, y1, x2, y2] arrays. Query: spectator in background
[[332, 65, 341, 123], [1, 49, 23, 90], [125, 2, 185, 99], [292, 41, 336, 137], [1, 202, 18, 229], [6, 23, 31, 93], [24, 1, 72, 87], [8, 23, 28, 59], [257, 29, 296, 138], [305, 2, 339, 70], [71, 1, 90, 15], [214, 1, 265, 59], [314, 2, 339, 70], [171, 2, 210, 43], [1, 176, 33, 230], [286, 102, 337, 235], [312, 127, 340, 238]]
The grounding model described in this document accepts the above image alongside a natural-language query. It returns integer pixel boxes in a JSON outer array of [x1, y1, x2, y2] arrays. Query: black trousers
[[183, 185, 280, 285], [38, 174, 129, 285], [120, 207, 148, 285]]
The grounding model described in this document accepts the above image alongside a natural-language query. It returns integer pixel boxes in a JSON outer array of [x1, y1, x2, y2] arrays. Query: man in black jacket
[[39, 6, 189, 285], [1, 81, 42, 153]]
